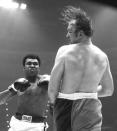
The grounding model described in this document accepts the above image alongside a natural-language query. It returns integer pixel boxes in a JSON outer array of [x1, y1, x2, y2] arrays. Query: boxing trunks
[[8, 115, 48, 131], [54, 92, 102, 131]]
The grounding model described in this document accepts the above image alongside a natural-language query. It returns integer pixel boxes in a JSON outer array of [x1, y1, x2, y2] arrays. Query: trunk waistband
[[15, 112, 46, 123], [57, 92, 98, 100]]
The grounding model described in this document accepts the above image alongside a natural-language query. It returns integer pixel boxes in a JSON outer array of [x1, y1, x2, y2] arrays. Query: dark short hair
[[61, 6, 93, 37], [22, 54, 41, 67]]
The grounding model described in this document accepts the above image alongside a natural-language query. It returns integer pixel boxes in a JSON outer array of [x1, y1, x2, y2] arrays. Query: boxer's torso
[[59, 43, 107, 94], [16, 76, 48, 117]]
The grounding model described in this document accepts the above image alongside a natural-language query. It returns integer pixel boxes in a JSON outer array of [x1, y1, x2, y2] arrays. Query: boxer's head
[[22, 54, 41, 80], [22, 54, 41, 67], [61, 6, 93, 43]]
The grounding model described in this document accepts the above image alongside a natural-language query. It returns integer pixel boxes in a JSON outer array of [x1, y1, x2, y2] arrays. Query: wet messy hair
[[61, 6, 93, 37], [22, 54, 41, 67]]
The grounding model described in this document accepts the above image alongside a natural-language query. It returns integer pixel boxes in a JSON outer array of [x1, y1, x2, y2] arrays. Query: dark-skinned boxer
[[0, 54, 50, 131]]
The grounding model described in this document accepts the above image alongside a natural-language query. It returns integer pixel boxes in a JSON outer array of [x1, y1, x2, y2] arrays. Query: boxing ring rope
[[5, 102, 10, 130]]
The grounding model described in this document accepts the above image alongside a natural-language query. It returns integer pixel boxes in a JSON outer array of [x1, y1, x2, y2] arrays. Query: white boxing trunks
[[8, 116, 48, 131]]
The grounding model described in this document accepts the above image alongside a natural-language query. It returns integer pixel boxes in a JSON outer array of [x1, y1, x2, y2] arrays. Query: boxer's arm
[[0, 78, 30, 105], [98, 57, 114, 97], [48, 47, 64, 104], [0, 88, 16, 105]]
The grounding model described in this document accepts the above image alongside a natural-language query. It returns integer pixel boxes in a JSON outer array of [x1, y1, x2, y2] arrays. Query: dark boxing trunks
[[54, 93, 102, 131]]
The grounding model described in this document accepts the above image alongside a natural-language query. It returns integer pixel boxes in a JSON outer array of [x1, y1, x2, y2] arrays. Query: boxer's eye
[[26, 62, 39, 66], [32, 62, 39, 66]]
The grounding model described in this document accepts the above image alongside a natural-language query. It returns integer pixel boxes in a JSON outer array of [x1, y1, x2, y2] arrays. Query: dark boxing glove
[[8, 78, 31, 93], [38, 75, 50, 86]]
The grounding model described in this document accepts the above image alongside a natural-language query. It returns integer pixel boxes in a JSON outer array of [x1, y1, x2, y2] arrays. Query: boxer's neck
[[26, 76, 37, 83]]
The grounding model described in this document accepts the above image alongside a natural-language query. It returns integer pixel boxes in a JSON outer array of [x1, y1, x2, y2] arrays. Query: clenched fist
[[8, 78, 31, 93]]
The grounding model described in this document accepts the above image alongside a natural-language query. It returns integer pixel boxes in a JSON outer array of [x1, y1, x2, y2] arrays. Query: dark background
[[0, 0, 117, 130]]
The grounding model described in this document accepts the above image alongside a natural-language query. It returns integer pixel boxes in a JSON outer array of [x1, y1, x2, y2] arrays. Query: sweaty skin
[[48, 7, 114, 131], [17, 76, 48, 116], [0, 58, 49, 117], [48, 43, 113, 103], [58, 43, 107, 93]]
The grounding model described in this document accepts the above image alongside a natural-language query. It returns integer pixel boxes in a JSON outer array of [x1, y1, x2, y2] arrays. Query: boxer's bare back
[[52, 43, 108, 94]]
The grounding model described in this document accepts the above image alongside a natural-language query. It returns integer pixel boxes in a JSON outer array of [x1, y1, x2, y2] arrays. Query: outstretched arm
[[0, 78, 31, 105], [0, 86, 16, 105]]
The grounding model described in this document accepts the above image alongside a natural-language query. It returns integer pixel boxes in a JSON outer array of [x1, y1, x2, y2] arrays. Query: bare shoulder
[[38, 74, 50, 81], [42, 74, 50, 81], [56, 45, 73, 58], [15, 77, 27, 81], [57, 45, 68, 55], [55, 45, 68, 62], [91, 44, 107, 59]]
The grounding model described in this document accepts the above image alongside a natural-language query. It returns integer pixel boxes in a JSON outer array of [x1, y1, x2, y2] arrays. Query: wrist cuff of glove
[[8, 84, 17, 94]]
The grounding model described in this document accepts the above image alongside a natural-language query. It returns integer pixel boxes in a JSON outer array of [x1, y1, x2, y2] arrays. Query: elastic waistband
[[15, 112, 46, 123], [57, 92, 98, 100]]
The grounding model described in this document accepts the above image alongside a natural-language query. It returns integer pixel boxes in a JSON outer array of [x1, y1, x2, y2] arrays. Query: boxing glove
[[38, 74, 50, 86], [8, 78, 31, 93]]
